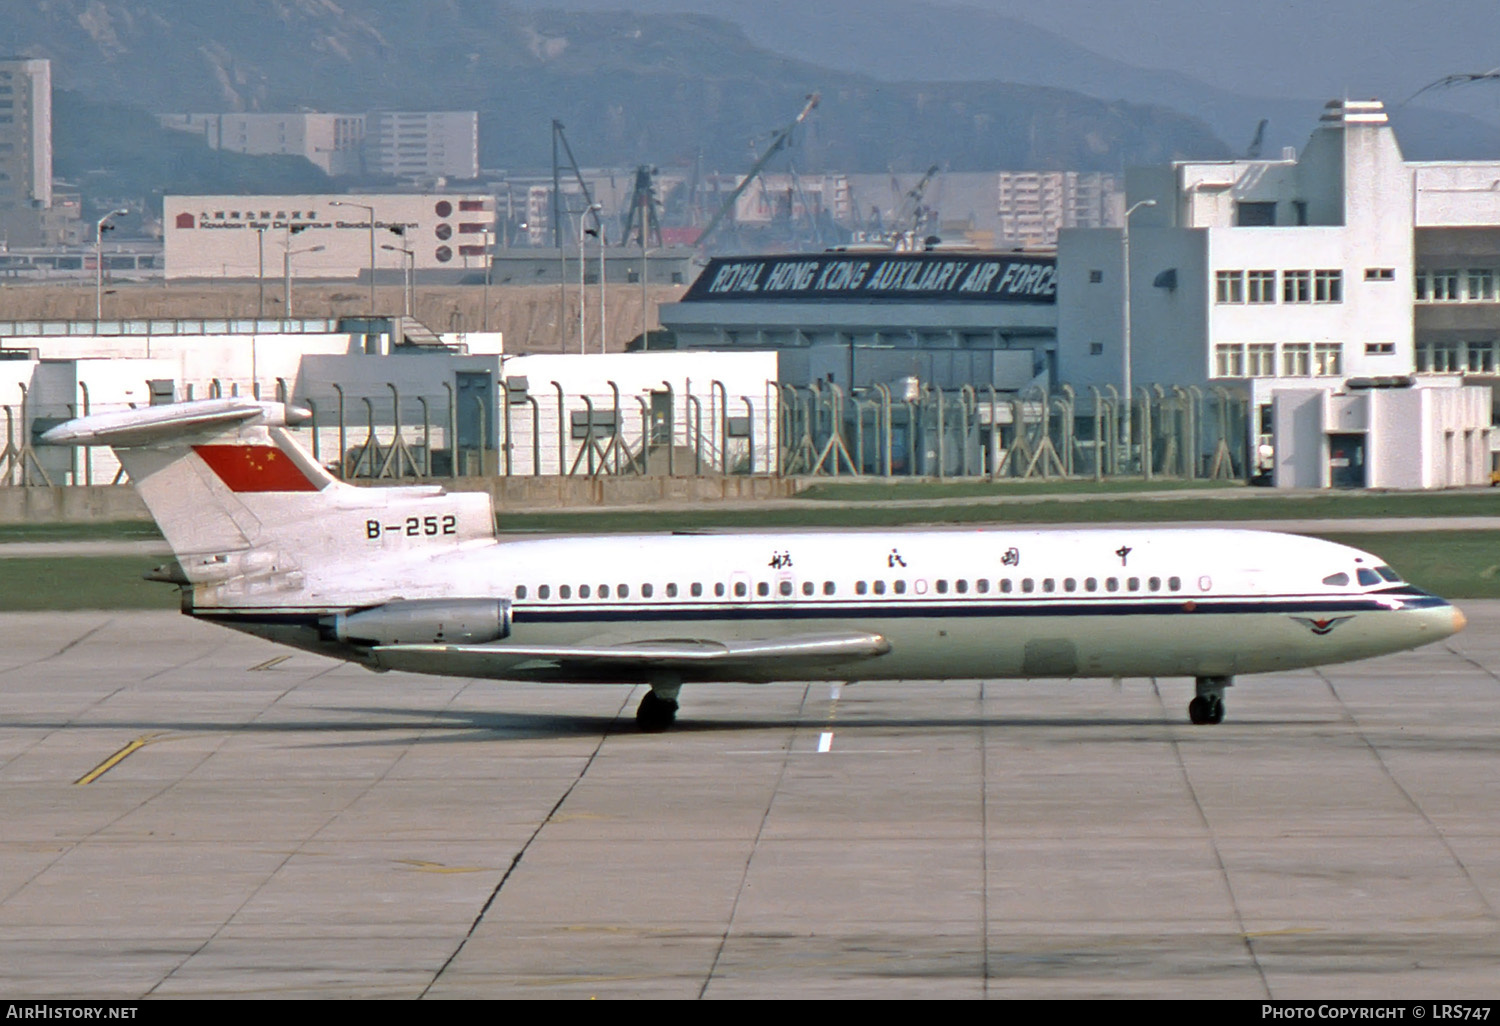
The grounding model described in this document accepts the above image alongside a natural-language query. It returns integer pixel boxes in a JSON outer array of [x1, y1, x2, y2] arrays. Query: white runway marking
[[817, 731, 833, 753]]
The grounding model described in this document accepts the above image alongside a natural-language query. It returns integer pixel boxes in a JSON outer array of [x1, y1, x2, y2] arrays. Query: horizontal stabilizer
[[370, 631, 892, 682], [40, 399, 309, 448]]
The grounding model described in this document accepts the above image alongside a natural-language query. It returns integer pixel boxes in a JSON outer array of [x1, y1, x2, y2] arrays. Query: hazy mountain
[[516, 0, 1500, 160], [7, 0, 1229, 176]]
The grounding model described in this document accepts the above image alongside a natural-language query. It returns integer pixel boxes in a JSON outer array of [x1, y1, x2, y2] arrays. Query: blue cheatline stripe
[[191, 592, 1448, 628]]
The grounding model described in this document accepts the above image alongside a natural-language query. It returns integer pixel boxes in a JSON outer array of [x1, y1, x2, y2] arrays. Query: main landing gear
[[636, 682, 680, 732], [1188, 675, 1231, 725]]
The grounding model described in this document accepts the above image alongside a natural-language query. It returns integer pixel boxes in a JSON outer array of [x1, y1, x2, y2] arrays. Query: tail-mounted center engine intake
[[330, 598, 512, 647]]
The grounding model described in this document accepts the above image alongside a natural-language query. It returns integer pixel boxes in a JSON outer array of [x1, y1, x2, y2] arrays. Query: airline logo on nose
[[1291, 615, 1354, 636], [193, 444, 320, 492]]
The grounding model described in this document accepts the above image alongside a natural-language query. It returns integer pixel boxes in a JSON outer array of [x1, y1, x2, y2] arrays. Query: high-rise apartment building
[[997, 171, 1122, 248], [0, 57, 56, 246]]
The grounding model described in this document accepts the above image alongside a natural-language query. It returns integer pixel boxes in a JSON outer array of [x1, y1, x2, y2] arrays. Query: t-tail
[[40, 399, 497, 615]]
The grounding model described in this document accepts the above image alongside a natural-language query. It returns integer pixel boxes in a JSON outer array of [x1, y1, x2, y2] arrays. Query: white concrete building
[[159, 113, 366, 177], [362, 111, 479, 182], [1055, 98, 1496, 486], [164, 193, 495, 280]]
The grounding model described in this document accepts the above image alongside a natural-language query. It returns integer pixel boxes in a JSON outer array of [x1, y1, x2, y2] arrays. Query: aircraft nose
[[1453, 605, 1467, 634]]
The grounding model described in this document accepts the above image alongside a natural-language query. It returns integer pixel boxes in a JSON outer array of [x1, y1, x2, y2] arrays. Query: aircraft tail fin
[[42, 399, 495, 597]]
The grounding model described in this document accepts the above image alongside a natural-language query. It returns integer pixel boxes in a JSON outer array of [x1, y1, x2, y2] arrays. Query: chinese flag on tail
[[193, 445, 320, 492]]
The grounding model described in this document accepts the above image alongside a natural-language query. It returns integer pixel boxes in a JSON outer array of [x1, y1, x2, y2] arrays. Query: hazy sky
[[948, 0, 1499, 103]]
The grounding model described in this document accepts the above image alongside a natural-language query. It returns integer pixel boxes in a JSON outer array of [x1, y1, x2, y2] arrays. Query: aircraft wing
[[368, 631, 891, 683]]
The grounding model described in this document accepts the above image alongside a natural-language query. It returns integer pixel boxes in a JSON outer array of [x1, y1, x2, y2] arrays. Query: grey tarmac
[[0, 607, 1496, 999]]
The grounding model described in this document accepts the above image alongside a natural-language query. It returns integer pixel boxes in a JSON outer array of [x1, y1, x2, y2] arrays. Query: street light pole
[[598, 225, 608, 354], [94, 208, 127, 320], [382, 243, 414, 318], [1121, 198, 1157, 457], [330, 200, 376, 313], [284, 242, 325, 318], [578, 203, 601, 355], [482, 229, 493, 333], [255, 227, 266, 318]]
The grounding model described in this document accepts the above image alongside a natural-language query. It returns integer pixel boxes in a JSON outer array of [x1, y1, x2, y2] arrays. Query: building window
[[1312, 342, 1343, 376], [1283, 270, 1311, 303], [1467, 341, 1497, 373], [1419, 343, 1461, 373], [1247, 343, 1276, 376], [1215, 270, 1244, 304], [1282, 342, 1312, 376], [1314, 270, 1343, 303], [1429, 269, 1461, 301], [1468, 269, 1495, 301], [1088, 270, 1103, 283], [1088, 342, 1104, 355], [1235, 201, 1276, 226], [1247, 270, 1276, 303], [1214, 343, 1245, 378], [1365, 268, 1395, 281], [1365, 342, 1395, 356]]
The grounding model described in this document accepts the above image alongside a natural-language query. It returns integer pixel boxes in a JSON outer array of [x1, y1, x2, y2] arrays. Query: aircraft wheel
[[1188, 696, 1211, 725], [1188, 695, 1225, 725], [636, 690, 679, 732], [1205, 696, 1225, 724]]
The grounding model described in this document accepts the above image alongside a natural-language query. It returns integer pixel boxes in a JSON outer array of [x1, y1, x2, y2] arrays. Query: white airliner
[[43, 398, 1465, 730]]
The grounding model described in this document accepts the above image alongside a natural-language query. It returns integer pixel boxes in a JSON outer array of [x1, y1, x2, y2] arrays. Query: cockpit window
[[1375, 566, 1401, 583], [1356, 568, 1381, 587], [1321, 572, 1350, 587]]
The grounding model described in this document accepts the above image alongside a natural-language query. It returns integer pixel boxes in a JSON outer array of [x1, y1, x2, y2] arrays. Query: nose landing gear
[[1188, 676, 1231, 725]]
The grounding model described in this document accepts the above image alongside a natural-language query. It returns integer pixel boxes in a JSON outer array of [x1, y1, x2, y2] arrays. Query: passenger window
[[714, 583, 725, 597], [641, 583, 652, 598], [757, 582, 769, 597], [1168, 577, 1181, 591], [936, 580, 948, 594], [894, 580, 907, 594], [515, 585, 528, 599], [1127, 578, 1140, 592], [1106, 578, 1119, 592], [580, 585, 592, 599], [667, 582, 679, 597], [1001, 579, 1013, 593], [956, 579, 969, 594], [802, 581, 814, 596], [1042, 578, 1055, 593], [618, 584, 629, 598], [598, 584, 610, 599], [856, 581, 868, 595], [780, 581, 793, 596], [688, 583, 700, 597], [976, 579, 989, 594], [872, 580, 886, 595], [735, 582, 748, 598], [1063, 578, 1076, 592], [1021, 579, 1034, 593], [823, 581, 835, 595], [1322, 572, 1350, 587], [560, 585, 572, 599], [1085, 578, 1097, 592], [1148, 577, 1160, 592], [538, 584, 550, 599]]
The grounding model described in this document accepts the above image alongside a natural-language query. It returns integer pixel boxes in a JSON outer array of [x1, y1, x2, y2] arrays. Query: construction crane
[[1244, 119, 1269, 159], [694, 93, 820, 251], [620, 165, 663, 249], [893, 163, 940, 236]]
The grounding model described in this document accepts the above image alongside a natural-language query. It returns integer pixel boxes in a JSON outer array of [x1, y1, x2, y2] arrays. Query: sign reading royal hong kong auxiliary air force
[[682, 252, 1056, 304]]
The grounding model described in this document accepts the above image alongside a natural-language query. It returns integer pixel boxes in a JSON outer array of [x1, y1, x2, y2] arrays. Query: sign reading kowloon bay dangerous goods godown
[[682, 253, 1057, 304]]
